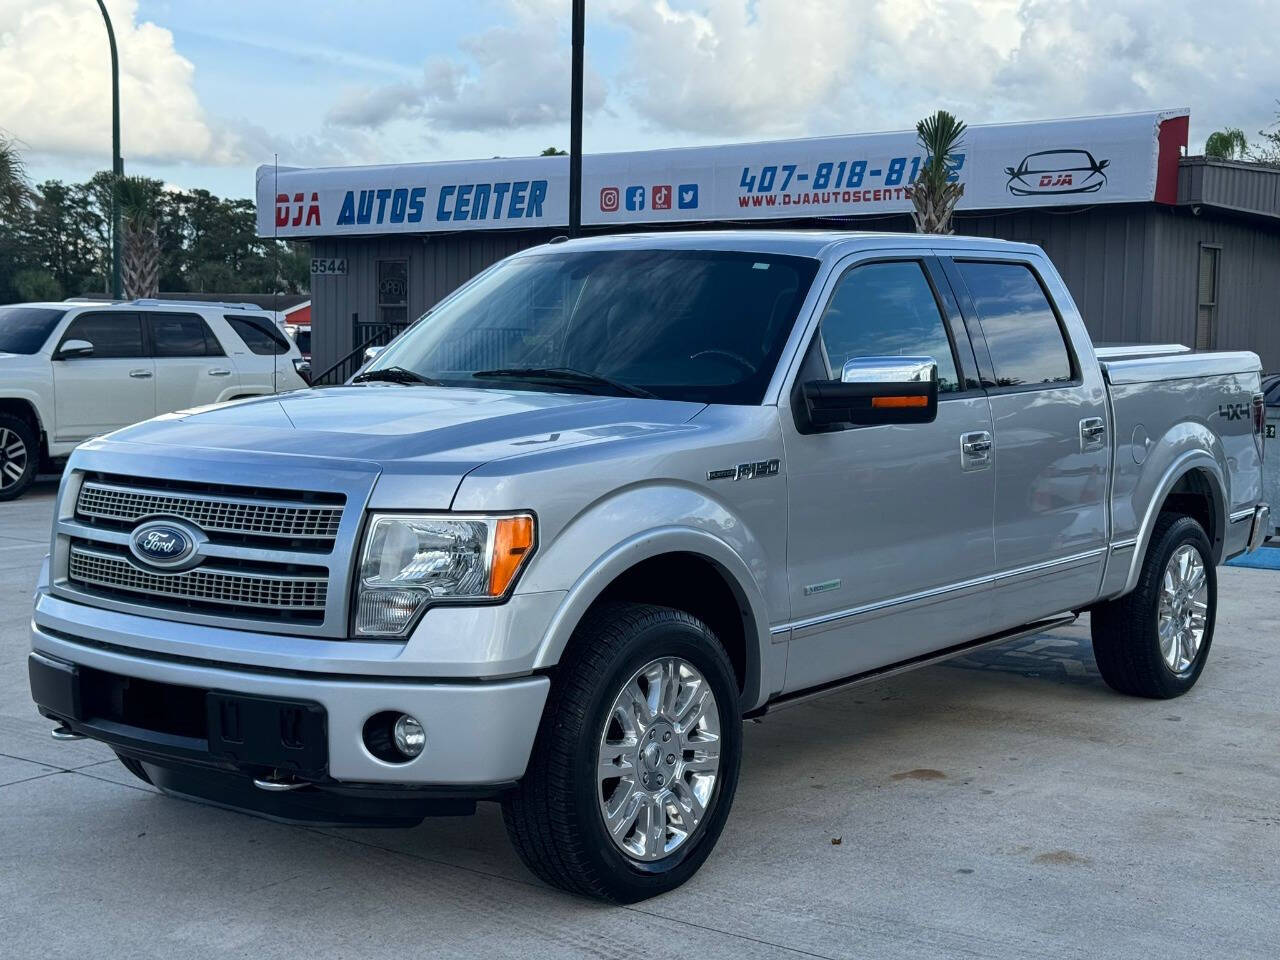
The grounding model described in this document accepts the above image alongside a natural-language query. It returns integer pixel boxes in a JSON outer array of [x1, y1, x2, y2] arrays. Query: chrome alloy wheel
[[0, 427, 28, 491], [1158, 544, 1209, 674], [597, 657, 722, 862]]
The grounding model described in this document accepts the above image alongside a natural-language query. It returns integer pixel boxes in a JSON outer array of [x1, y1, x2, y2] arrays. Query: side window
[[149, 312, 223, 358], [819, 261, 961, 393], [226, 316, 289, 356], [955, 261, 1072, 387], [60, 312, 144, 359]]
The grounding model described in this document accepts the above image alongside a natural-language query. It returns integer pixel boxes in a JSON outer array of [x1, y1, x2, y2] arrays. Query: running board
[[747, 613, 1078, 718]]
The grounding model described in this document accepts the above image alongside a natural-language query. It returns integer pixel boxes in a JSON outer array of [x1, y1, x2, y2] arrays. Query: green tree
[[911, 110, 967, 234], [115, 176, 164, 299], [0, 132, 31, 216], [539, 146, 567, 156], [1204, 128, 1249, 160]]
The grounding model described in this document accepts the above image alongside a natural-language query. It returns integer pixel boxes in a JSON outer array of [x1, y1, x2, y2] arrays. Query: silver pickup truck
[[28, 231, 1269, 902]]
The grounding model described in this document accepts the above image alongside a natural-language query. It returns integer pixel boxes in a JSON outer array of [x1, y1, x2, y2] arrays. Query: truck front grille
[[69, 544, 328, 620], [77, 479, 343, 544]]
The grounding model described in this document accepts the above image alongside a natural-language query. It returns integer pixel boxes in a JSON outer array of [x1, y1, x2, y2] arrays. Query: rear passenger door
[[224, 315, 290, 393], [51, 311, 155, 441], [943, 256, 1110, 631], [147, 311, 236, 413]]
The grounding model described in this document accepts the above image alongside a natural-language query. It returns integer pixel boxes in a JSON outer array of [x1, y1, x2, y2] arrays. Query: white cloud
[[0, 0, 238, 165], [326, 0, 607, 134]]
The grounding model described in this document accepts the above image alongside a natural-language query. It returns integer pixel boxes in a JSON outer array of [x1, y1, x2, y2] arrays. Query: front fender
[[520, 483, 782, 711]]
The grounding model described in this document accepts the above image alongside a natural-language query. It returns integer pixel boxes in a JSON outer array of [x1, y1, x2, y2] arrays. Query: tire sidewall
[[1145, 517, 1217, 694], [0, 414, 38, 502], [569, 616, 742, 899]]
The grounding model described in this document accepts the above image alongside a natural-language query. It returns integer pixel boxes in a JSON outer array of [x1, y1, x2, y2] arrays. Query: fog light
[[393, 714, 425, 758]]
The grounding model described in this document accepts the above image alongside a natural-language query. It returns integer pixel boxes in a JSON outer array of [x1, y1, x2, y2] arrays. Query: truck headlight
[[353, 514, 535, 637]]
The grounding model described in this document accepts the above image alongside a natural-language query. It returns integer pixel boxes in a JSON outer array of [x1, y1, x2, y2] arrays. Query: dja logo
[[276, 192, 321, 228], [1039, 174, 1074, 188]]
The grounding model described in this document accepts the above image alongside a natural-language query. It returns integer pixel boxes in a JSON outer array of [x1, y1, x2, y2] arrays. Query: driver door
[[51, 311, 156, 443], [779, 255, 997, 693]]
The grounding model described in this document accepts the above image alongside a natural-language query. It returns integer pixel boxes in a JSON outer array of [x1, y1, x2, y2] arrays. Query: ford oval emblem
[[128, 519, 202, 570]]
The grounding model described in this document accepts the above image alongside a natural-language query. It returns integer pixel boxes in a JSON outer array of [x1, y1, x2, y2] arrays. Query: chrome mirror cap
[[364, 345, 385, 363], [840, 356, 937, 384]]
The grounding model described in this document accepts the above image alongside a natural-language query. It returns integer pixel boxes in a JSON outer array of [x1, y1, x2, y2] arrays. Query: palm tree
[[0, 133, 31, 218], [910, 110, 967, 234], [115, 176, 162, 299], [1204, 128, 1249, 160]]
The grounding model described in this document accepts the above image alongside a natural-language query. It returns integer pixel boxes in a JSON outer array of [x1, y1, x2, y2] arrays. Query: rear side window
[[819, 261, 961, 393], [149, 312, 223, 357], [60, 312, 144, 358], [0, 306, 66, 354], [227, 316, 290, 356], [955, 261, 1072, 387]]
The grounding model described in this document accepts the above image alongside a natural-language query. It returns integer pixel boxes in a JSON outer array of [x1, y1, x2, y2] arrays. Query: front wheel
[[502, 602, 741, 902], [0, 414, 38, 502], [1091, 513, 1217, 698]]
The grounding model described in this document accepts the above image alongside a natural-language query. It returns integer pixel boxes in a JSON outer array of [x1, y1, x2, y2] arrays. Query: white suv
[[0, 299, 310, 500]]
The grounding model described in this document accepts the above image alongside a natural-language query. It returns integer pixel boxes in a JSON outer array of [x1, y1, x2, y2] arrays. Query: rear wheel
[[502, 602, 741, 902], [1091, 514, 1216, 698], [0, 414, 38, 502]]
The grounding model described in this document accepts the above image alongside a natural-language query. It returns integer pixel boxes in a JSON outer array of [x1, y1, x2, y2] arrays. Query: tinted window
[[956, 261, 1072, 387], [370, 249, 821, 404], [819, 261, 960, 393], [227, 316, 289, 355], [61, 312, 144, 359], [0, 306, 66, 354], [150, 312, 222, 357]]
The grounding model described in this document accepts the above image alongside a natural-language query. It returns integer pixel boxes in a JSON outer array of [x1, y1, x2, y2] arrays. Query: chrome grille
[[69, 545, 327, 614], [77, 481, 343, 542]]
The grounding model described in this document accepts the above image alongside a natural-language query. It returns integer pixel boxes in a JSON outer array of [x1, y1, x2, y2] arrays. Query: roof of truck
[[517, 229, 1045, 260]]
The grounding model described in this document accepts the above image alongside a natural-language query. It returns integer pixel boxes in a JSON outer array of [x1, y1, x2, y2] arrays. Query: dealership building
[[255, 110, 1280, 381]]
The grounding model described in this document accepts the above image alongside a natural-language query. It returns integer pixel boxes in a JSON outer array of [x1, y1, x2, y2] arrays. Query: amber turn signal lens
[[489, 515, 535, 596], [870, 395, 928, 408]]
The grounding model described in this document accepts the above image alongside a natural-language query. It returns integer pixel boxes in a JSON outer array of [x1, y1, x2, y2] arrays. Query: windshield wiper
[[471, 367, 657, 400], [351, 366, 442, 386]]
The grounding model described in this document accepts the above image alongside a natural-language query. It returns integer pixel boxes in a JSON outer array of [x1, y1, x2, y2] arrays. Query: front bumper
[[30, 620, 550, 798]]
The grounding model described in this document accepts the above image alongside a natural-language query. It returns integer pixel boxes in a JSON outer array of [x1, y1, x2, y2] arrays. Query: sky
[[1, 0, 1277, 201]]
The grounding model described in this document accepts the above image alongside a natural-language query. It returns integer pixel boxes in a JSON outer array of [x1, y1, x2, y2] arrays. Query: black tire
[[1091, 513, 1217, 698], [0, 413, 39, 502], [115, 752, 153, 785], [502, 602, 742, 902]]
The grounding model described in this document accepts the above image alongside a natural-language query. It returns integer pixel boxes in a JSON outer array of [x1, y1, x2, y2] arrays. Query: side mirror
[[802, 356, 939, 428], [364, 346, 385, 363], [55, 339, 94, 360]]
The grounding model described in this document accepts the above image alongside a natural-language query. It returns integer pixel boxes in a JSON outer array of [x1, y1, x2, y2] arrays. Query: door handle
[[208, 368, 232, 377], [128, 369, 152, 379], [961, 431, 993, 470], [1080, 417, 1106, 451]]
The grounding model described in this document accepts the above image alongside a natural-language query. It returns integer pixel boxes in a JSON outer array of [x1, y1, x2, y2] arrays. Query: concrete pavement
[[2, 480, 1278, 959]]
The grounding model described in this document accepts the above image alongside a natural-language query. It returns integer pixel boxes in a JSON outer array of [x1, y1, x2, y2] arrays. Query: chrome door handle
[[128, 369, 152, 379], [208, 368, 232, 377], [961, 431, 993, 470], [1080, 417, 1106, 450]]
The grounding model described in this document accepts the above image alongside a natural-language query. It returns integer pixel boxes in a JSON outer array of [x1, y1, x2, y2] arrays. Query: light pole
[[568, 0, 584, 237], [95, 0, 123, 299]]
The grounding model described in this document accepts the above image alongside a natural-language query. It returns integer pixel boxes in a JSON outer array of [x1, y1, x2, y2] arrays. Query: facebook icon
[[677, 183, 699, 209], [624, 186, 645, 211]]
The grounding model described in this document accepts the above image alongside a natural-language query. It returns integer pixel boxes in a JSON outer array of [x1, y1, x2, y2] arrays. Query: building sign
[[257, 110, 1189, 239]]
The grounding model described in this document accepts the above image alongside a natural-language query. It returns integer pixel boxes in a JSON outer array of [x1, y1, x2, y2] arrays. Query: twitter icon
[[677, 184, 699, 210]]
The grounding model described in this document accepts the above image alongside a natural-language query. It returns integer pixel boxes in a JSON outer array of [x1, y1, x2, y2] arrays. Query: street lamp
[[568, 0, 584, 237], [95, 0, 123, 299]]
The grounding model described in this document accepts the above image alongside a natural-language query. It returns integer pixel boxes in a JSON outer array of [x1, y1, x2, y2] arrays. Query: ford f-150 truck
[[28, 232, 1269, 902]]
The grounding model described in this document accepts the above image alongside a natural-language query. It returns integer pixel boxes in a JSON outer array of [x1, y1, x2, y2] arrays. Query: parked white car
[[0, 299, 310, 500]]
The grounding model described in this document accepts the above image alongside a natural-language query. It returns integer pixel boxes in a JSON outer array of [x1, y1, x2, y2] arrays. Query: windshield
[[0, 306, 67, 355], [365, 249, 820, 404]]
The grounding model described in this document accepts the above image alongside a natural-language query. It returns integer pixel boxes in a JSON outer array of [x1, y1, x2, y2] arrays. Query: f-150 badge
[[707, 459, 780, 481]]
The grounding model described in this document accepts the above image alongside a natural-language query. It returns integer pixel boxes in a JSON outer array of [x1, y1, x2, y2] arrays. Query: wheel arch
[[0, 395, 48, 454], [533, 528, 774, 713], [1123, 450, 1227, 595]]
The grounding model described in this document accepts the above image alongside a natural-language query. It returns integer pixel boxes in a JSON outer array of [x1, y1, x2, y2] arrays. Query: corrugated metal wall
[[310, 205, 1280, 378]]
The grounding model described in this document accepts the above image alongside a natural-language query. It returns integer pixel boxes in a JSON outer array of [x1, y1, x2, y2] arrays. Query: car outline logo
[[599, 187, 620, 212], [652, 185, 672, 210], [677, 183, 699, 209], [625, 186, 645, 211], [1004, 149, 1110, 196], [128, 519, 204, 570]]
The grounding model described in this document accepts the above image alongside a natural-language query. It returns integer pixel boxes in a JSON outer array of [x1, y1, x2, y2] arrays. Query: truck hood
[[105, 385, 705, 505]]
